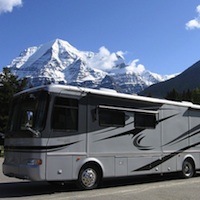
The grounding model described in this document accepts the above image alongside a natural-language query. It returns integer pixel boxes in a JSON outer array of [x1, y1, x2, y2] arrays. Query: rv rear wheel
[[77, 164, 101, 190], [181, 159, 195, 178]]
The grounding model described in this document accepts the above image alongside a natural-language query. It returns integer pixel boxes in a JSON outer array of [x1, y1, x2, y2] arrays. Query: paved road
[[0, 157, 200, 200]]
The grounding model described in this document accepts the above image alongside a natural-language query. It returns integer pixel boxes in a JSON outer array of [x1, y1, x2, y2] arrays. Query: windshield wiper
[[26, 126, 40, 137]]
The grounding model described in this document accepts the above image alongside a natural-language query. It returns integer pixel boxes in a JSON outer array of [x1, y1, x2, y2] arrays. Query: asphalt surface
[[0, 157, 200, 200]]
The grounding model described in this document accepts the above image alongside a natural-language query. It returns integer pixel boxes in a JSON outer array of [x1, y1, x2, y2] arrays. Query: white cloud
[[126, 59, 145, 74], [86, 46, 147, 75], [88, 46, 125, 71], [186, 5, 200, 30], [197, 5, 200, 13], [186, 19, 200, 30], [0, 0, 23, 14]]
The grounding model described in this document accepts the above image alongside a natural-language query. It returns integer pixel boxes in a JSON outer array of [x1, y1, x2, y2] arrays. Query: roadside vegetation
[[0, 68, 27, 156], [165, 88, 200, 105]]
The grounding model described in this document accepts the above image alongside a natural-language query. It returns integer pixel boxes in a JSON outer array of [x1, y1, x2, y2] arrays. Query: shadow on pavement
[[0, 181, 78, 198], [0, 173, 199, 198]]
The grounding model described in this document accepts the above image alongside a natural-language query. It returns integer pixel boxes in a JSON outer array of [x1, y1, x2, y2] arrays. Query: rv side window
[[135, 112, 156, 129], [52, 97, 78, 131], [99, 108, 125, 127]]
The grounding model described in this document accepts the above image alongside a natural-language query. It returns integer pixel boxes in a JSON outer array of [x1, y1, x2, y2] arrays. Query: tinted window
[[99, 108, 125, 127], [52, 97, 78, 131], [135, 112, 156, 129]]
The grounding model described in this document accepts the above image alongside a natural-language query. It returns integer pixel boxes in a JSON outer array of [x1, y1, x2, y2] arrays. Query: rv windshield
[[7, 91, 49, 138]]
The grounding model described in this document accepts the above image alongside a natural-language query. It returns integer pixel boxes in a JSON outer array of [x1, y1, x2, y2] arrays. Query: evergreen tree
[[0, 68, 27, 133], [191, 88, 200, 104], [182, 89, 191, 102], [165, 88, 200, 105], [166, 88, 180, 101]]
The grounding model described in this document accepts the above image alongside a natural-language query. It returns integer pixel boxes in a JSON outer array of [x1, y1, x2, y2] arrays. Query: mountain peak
[[51, 38, 76, 49]]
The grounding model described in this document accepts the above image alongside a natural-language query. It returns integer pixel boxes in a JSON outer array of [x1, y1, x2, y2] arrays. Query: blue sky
[[1, 0, 200, 75]]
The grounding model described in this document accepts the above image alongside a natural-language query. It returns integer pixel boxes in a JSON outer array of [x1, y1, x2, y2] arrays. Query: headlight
[[26, 159, 42, 166]]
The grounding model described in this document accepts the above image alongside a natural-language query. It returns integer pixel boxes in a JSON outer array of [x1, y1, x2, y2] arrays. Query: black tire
[[181, 159, 195, 178], [77, 164, 101, 190]]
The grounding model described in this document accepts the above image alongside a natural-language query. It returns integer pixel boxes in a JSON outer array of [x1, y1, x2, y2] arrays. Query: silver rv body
[[3, 85, 200, 189]]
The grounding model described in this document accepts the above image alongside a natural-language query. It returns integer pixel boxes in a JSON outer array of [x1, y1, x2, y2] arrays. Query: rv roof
[[17, 84, 200, 110]]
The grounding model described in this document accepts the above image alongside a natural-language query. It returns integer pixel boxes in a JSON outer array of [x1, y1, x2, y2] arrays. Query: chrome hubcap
[[184, 164, 191, 176], [81, 168, 97, 188]]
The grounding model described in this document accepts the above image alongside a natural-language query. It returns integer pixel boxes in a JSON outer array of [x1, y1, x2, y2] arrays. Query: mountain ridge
[[6, 39, 176, 94], [140, 60, 200, 98]]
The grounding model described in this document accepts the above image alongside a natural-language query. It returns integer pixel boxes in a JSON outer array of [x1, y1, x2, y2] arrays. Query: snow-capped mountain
[[7, 39, 176, 94]]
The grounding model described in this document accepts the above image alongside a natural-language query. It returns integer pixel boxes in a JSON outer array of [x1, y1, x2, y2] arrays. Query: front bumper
[[3, 152, 46, 181]]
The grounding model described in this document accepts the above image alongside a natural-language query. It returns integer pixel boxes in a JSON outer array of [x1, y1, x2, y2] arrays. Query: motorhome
[[3, 85, 200, 189]]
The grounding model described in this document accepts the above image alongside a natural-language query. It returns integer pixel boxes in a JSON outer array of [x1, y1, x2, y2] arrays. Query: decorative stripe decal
[[4, 141, 82, 152], [157, 113, 178, 123], [163, 124, 200, 146], [95, 128, 144, 142], [133, 134, 154, 151], [134, 141, 200, 171]]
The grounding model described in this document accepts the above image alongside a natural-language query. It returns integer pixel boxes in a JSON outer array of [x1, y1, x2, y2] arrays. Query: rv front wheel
[[181, 159, 195, 178], [77, 164, 101, 190]]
